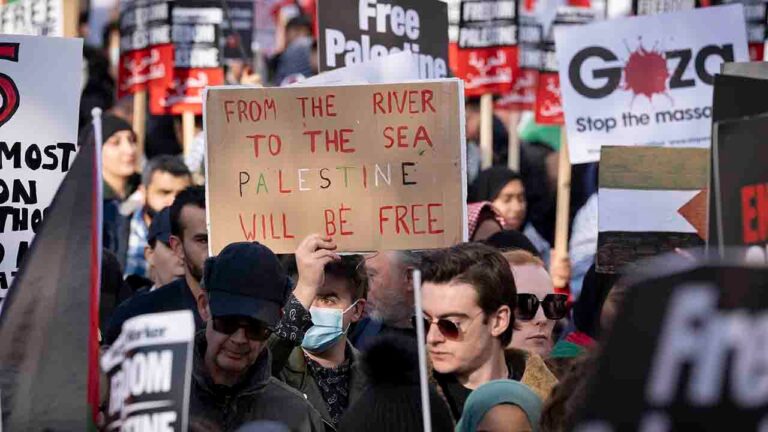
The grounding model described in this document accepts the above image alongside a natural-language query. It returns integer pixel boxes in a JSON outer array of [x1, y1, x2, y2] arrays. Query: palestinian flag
[[0, 138, 101, 429], [597, 146, 708, 273]]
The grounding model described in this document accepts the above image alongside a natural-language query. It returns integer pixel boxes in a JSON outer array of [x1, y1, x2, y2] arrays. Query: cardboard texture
[[205, 80, 467, 254]]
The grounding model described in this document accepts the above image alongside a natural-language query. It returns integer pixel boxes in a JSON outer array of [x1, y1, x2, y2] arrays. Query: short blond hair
[[502, 249, 544, 268]]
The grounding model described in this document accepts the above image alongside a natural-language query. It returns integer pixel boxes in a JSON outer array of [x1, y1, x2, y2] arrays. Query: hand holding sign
[[294, 234, 341, 309]]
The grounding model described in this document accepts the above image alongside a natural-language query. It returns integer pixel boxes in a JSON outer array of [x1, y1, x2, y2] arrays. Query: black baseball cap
[[148, 207, 172, 247], [203, 242, 291, 327]]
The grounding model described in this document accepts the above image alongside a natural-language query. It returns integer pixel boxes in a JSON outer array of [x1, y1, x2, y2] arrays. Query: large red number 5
[[0, 43, 20, 128]]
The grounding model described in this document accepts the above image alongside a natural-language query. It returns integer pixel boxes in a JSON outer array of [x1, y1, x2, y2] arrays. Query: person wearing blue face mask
[[270, 234, 369, 431]]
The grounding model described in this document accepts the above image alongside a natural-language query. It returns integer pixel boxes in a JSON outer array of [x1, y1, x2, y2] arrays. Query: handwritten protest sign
[[205, 80, 467, 254], [575, 259, 768, 430], [101, 311, 195, 432], [556, 5, 749, 164], [0, 35, 82, 293], [318, 0, 449, 80]]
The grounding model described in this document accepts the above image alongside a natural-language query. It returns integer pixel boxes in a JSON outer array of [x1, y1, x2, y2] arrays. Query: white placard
[[555, 5, 749, 164], [0, 35, 82, 293]]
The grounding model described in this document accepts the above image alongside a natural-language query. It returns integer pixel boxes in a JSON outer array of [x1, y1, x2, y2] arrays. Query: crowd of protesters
[[73, 2, 618, 431]]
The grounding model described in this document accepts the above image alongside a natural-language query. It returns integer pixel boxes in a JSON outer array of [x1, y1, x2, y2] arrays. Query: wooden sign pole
[[480, 93, 494, 169], [182, 110, 196, 158], [507, 110, 521, 171], [553, 128, 571, 289], [133, 89, 147, 171]]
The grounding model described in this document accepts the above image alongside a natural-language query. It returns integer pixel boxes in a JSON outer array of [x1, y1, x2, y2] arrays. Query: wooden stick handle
[[480, 94, 494, 169], [133, 90, 147, 171], [553, 129, 571, 288], [182, 111, 196, 158], [507, 110, 521, 171]]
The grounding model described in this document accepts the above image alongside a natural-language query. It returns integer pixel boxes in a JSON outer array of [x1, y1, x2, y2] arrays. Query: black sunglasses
[[516, 293, 569, 321], [212, 316, 273, 341]]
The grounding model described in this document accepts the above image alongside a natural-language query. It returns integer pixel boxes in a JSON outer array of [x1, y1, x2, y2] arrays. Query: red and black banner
[[117, 0, 174, 98], [150, 0, 225, 115], [450, 0, 520, 97]]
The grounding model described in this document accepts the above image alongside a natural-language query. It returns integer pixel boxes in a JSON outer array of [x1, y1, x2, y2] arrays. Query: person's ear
[[169, 235, 184, 260], [144, 245, 153, 265], [404, 267, 415, 293], [197, 291, 211, 322], [351, 299, 366, 323], [490, 305, 512, 338]]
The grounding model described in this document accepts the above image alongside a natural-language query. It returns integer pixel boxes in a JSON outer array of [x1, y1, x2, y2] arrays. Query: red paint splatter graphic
[[623, 44, 669, 101]]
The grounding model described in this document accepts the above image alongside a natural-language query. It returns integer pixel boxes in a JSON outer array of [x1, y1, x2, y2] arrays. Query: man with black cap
[[190, 241, 324, 431]]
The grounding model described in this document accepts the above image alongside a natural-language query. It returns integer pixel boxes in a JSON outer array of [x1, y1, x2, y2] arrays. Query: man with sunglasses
[[189, 242, 324, 431], [270, 234, 368, 430], [420, 243, 556, 420], [504, 250, 569, 357]]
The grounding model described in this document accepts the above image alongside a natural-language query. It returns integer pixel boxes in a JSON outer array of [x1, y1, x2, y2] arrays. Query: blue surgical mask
[[302, 300, 359, 354]]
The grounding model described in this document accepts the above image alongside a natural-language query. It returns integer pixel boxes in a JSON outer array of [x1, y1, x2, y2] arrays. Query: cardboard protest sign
[[0, 35, 82, 293], [0, 0, 63, 36], [449, 0, 519, 97], [536, 6, 601, 125], [151, 0, 225, 115], [0, 134, 99, 429], [318, 0, 449, 80], [101, 310, 195, 431], [712, 115, 768, 263], [117, 0, 174, 98], [574, 260, 768, 430], [221, 0, 255, 61], [556, 5, 749, 164], [597, 146, 707, 273], [205, 80, 467, 254]]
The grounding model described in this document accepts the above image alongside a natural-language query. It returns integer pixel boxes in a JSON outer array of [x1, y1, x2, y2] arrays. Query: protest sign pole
[[507, 110, 521, 171], [133, 89, 147, 170], [182, 110, 196, 157], [63, 0, 80, 37], [553, 128, 571, 289], [480, 93, 494, 169], [412, 269, 432, 432]]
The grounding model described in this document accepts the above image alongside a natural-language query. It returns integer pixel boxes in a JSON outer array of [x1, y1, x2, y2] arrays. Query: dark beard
[[187, 259, 203, 282], [144, 206, 158, 221]]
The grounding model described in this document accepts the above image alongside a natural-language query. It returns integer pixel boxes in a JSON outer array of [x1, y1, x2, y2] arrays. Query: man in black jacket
[[190, 241, 324, 431], [104, 186, 208, 344]]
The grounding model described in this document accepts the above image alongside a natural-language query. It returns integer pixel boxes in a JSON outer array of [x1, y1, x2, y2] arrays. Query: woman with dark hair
[[469, 168, 571, 290]]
